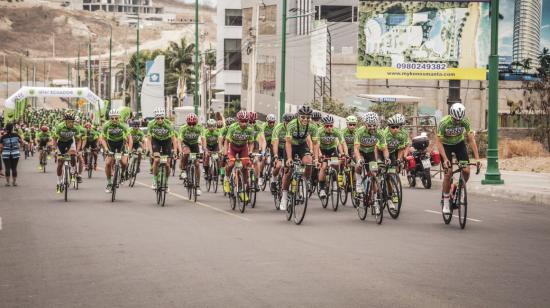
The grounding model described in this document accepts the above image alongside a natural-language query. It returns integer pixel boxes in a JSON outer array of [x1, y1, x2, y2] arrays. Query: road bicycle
[[85, 147, 95, 178], [39, 146, 48, 173], [441, 161, 481, 229], [259, 147, 273, 192], [284, 156, 312, 225], [155, 154, 170, 207], [183, 152, 202, 202], [248, 153, 263, 208], [127, 149, 142, 188], [355, 161, 383, 224], [205, 152, 221, 193], [319, 156, 343, 211], [270, 157, 285, 210], [58, 153, 78, 202], [228, 154, 248, 213], [378, 162, 403, 219], [108, 151, 124, 202], [340, 157, 357, 208]]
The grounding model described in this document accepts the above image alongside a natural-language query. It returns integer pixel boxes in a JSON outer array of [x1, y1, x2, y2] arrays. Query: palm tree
[[522, 58, 532, 73], [538, 48, 550, 77], [511, 61, 524, 74], [116, 49, 160, 106], [164, 38, 195, 97]]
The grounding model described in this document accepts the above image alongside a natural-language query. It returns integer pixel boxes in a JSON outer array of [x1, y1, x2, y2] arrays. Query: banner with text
[[357, 0, 490, 80], [141, 55, 165, 118]]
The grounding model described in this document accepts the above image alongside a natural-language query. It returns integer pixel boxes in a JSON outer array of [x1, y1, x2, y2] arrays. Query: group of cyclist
[[2, 101, 480, 218]]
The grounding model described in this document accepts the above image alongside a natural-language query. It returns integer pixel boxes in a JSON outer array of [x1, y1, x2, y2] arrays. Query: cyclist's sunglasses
[[239, 120, 248, 124], [111, 117, 119, 121], [390, 125, 400, 129], [299, 115, 311, 120], [367, 125, 377, 129], [155, 117, 164, 120], [324, 124, 333, 128]]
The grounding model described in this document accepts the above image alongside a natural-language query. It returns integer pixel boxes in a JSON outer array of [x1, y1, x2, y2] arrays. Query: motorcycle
[[405, 134, 440, 189]]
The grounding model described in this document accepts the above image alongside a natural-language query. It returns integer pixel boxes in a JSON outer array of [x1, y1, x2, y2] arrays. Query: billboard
[[357, 1, 490, 80], [140, 55, 165, 118]]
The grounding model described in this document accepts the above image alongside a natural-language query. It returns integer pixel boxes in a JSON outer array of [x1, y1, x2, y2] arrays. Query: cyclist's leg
[[455, 141, 471, 181], [180, 143, 191, 176], [442, 144, 455, 194], [191, 144, 201, 184]]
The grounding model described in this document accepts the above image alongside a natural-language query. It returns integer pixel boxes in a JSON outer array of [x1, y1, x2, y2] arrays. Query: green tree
[[311, 97, 357, 118], [164, 38, 196, 97]]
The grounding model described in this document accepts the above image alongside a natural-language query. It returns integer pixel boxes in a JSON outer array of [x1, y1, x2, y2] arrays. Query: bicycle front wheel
[[457, 179, 468, 229], [212, 161, 219, 193], [111, 164, 119, 202], [64, 165, 69, 202], [293, 178, 308, 225], [236, 170, 246, 213], [330, 172, 339, 212]]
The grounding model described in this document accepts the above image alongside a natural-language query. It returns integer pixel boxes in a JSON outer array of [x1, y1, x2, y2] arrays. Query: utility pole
[[26, 65, 28, 86], [88, 39, 92, 90], [4, 55, 7, 99], [19, 57, 22, 88], [32, 62, 35, 107], [136, 9, 141, 116], [67, 63, 71, 108], [278, 0, 288, 121], [247, 5, 260, 112], [77, 44, 80, 87], [108, 24, 112, 112], [194, 0, 199, 115], [43, 58, 46, 105], [482, 0, 504, 185]]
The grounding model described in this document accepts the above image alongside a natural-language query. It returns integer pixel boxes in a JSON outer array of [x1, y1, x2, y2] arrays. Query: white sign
[[4, 86, 105, 110], [141, 55, 165, 118], [310, 20, 328, 77]]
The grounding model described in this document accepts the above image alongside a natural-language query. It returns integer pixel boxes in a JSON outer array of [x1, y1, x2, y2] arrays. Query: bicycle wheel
[[357, 178, 368, 220], [111, 164, 119, 202], [236, 170, 246, 213], [64, 165, 69, 202], [373, 188, 383, 225], [386, 175, 402, 219], [87, 153, 93, 178], [250, 172, 257, 209], [260, 163, 271, 191], [229, 175, 236, 210], [421, 169, 432, 189], [330, 172, 339, 212], [186, 166, 194, 200], [160, 167, 167, 207], [192, 166, 198, 203], [128, 158, 137, 187], [320, 179, 329, 209], [340, 171, 350, 206], [457, 179, 468, 229], [156, 169, 163, 205], [206, 162, 212, 193], [292, 178, 308, 225], [212, 161, 219, 193]]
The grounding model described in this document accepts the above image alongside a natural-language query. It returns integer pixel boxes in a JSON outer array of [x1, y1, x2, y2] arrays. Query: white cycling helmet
[[362, 112, 379, 126], [387, 113, 405, 126], [206, 119, 216, 127], [109, 109, 120, 118], [449, 103, 466, 120], [266, 114, 277, 122], [154, 107, 165, 117]]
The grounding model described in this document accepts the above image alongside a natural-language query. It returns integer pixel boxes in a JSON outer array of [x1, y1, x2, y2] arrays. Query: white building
[[215, 1, 243, 112], [513, 0, 543, 67]]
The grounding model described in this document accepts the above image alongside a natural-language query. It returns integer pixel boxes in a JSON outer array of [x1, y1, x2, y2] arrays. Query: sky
[[500, 0, 550, 57], [185, 0, 548, 56]]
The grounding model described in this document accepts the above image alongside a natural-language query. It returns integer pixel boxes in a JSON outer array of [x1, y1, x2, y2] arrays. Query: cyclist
[[52, 112, 83, 193], [223, 110, 255, 201], [202, 119, 222, 181], [178, 113, 204, 196], [100, 109, 132, 193], [384, 114, 410, 164], [259, 113, 276, 187], [36, 125, 52, 171], [129, 120, 145, 173], [248, 112, 266, 190], [341, 116, 358, 157], [280, 105, 317, 211], [219, 117, 235, 176], [270, 113, 294, 192], [22, 127, 33, 156], [353, 112, 389, 198], [317, 115, 345, 199], [82, 122, 100, 171], [435, 103, 481, 214], [147, 107, 178, 190]]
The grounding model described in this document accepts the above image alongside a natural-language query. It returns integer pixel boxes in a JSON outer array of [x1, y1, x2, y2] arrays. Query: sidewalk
[[430, 169, 550, 206]]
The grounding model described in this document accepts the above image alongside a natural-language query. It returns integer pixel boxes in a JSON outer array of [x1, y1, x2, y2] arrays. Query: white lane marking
[[135, 181, 251, 222], [424, 210, 482, 222], [0, 216, 2, 230]]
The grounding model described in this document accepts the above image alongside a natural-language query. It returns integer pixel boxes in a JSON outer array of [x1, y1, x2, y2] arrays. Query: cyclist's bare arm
[[467, 132, 480, 160], [434, 135, 449, 164], [272, 139, 279, 156]]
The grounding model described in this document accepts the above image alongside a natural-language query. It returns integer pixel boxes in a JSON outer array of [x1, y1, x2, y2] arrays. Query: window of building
[[225, 9, 242, 26], [224, 39, 242, 71], [316, 5, 355, 23], [224, 95, 241, 103]]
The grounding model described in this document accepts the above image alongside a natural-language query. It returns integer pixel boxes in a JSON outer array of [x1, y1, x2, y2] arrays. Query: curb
[[412, 174, 550, 207]]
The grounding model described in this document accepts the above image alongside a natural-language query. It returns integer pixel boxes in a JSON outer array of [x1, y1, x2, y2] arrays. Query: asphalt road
[[1, 156, 550, 308]]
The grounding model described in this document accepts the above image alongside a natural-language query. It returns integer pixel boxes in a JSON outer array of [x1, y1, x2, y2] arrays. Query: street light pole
[[278, 0, 287, 122], [194, 0, 199, 115], [482, 0, 504, 185], [77, 44, 80, 87], [136, 10, 141, 116], [108, 25, 112, 112]]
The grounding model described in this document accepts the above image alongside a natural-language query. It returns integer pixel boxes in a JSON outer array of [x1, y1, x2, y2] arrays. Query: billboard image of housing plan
[[357, 0, 491, 80]]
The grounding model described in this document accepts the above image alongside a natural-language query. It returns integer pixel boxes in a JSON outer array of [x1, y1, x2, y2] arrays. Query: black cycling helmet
[[298, 105, 313, 116], [321, 115, 334, 125], [283, 113, 294, 122], [64, 112, 75, 121], [312, 111, 322, 121]]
